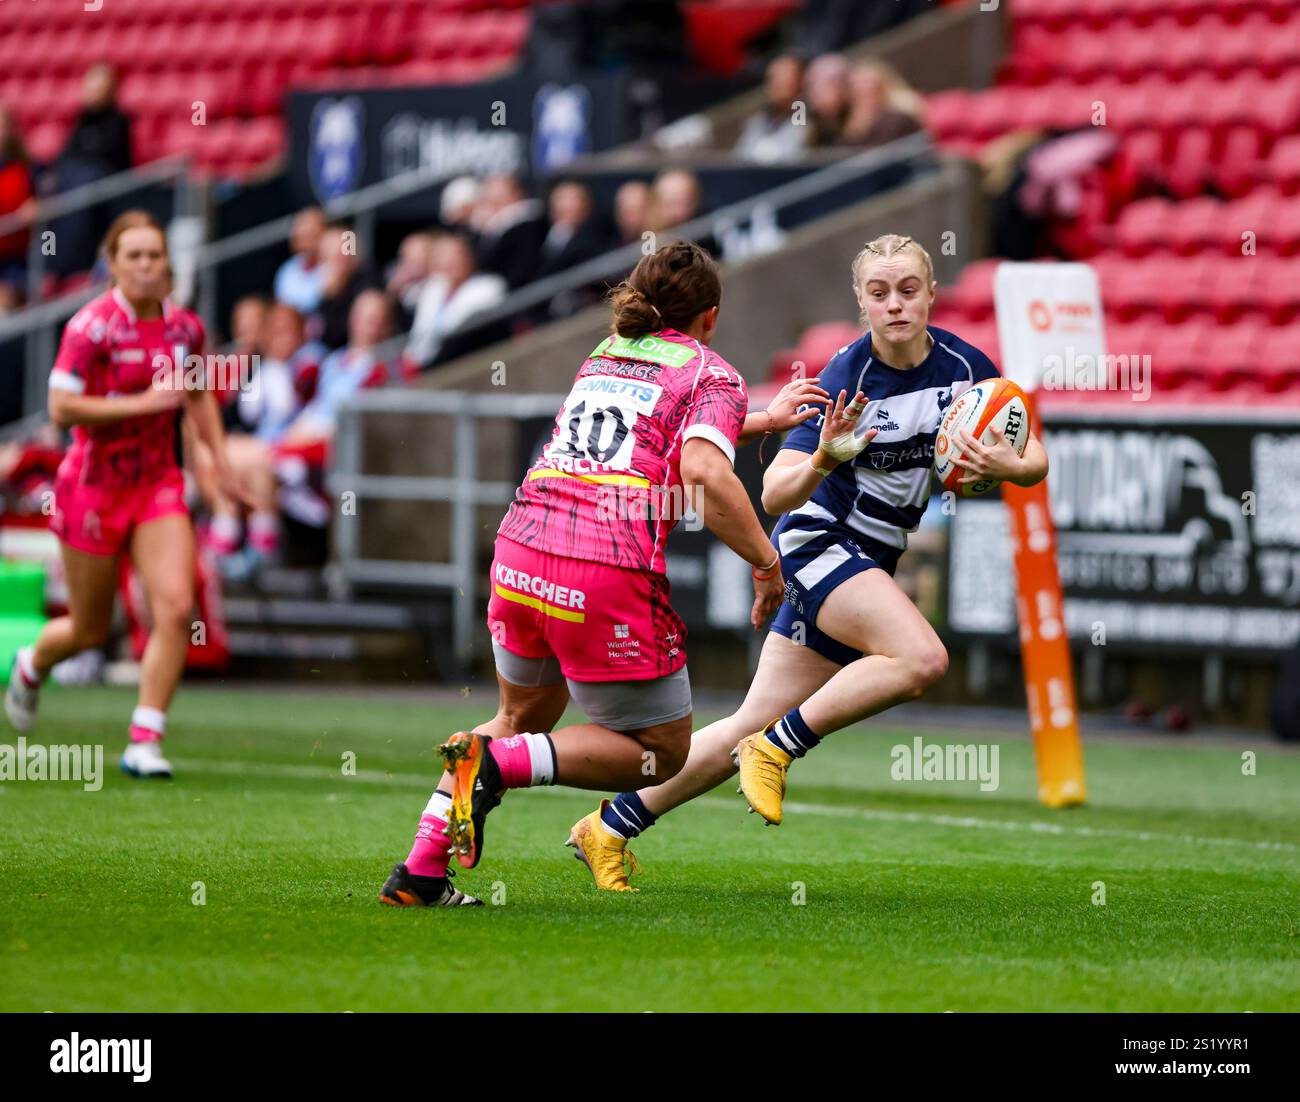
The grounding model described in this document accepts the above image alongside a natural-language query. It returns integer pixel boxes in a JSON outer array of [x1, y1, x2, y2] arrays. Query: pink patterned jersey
[[50, 288, 205, 491], [498, 327, 749, 575]]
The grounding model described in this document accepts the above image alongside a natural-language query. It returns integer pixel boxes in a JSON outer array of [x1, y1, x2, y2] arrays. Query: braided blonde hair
[[851, 233, 934, 288]]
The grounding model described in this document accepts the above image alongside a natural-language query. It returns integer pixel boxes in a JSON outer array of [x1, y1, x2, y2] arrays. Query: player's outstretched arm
[[48, 384, 182, 428], [184, 387, 254, 508], [761, 388, 875, 514], [737, 376, 829, 445], [680, 437, 784, 629]]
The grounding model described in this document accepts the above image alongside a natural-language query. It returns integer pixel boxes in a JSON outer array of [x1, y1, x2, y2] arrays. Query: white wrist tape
[[818, 397, 869, 463]]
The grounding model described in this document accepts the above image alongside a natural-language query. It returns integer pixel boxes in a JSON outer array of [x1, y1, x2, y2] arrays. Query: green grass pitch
[[1, 684, 1297, 1012]]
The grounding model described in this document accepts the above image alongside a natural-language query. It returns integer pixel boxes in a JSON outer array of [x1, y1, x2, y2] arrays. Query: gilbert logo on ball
[[933, 377, 1030, 497]]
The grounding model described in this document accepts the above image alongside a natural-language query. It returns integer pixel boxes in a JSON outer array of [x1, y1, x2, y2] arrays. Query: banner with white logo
[[994, 262, 1106, 393]]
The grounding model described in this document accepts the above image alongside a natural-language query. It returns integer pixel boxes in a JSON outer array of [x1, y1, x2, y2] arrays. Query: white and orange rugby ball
[[933, 377, 1031, 497]]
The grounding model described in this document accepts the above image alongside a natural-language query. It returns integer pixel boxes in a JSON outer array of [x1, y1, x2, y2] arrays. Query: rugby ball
[[933, 377, 1030, 497]]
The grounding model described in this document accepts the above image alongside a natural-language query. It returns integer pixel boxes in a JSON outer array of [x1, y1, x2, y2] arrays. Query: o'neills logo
[[50, 1034, 151, 1082]]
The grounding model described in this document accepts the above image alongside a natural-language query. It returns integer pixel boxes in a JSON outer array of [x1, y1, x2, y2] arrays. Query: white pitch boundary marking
[[179, 758, 1298, 856]]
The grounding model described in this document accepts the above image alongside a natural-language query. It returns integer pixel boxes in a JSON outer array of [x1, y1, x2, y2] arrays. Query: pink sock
[[405, 791, 453, 877], [130, 705, 165, 743], [488, 732, 556, 789]]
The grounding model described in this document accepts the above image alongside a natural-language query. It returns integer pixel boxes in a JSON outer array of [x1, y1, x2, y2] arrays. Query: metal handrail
[[329, 389, 567, 663], [0, 284, 100, 342], [419, 131, 935, 348], [191, 163, 454, 268], [0, 155, 191, 239]]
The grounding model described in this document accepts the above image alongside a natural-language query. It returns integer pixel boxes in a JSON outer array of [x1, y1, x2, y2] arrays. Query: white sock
[[423, 790, 453, 819], [131, 706, 166, 736], [521, 732, 556, 785]]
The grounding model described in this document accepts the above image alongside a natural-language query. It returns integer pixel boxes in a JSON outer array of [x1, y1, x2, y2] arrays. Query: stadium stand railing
[[329, 389, 563, 664], [0, 156, 200, 418]]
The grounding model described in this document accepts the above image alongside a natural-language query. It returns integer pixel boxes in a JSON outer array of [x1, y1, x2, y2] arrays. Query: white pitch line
[[178, 758, 1298, 856]]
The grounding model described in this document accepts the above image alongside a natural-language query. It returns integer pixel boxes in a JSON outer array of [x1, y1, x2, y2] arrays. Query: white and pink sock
[[488, 732, 557, 789], [247, 512, 280, 556], [405, 790, 453, 877], [129, 705, 166, 744], [16, 647, 41, 688], [206, 514, 242, 556]]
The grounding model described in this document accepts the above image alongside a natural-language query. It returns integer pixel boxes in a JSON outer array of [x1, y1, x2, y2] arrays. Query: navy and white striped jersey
[[776, 325, 1000, 551]]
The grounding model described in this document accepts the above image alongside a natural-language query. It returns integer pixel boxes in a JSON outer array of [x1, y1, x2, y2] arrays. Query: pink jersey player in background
[[4, 210, 247, 779], [380, 240, 829, 906]]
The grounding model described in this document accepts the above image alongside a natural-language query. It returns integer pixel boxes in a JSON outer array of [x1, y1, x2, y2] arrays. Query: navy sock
[[764, 706, 822, 758], [601, 791, 657, 839]]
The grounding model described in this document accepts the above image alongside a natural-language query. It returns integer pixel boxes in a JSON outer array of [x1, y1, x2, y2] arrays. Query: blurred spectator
[[313, 224, 377, 350], [647, 167, 719, 256], [47, 63, 133, 279], [614, 179, 651, 247], [648, 167, 704, 232], [0, 282, 21, 316], [534, 180, 617, 319], [984, 128, 1120, 260], [735, 56, 808, 164], [385, 231, 438, 331], [0, 105, 36, 300], [274, 207, 327, 315], [215, 295, 269, 428], [536, 181, 615, 280], [222, 295, 268, 358], [283, 290, 394, 447], [473, 173, 547, 289], [62, 63, 133, 177], [406, 232, 507, 369], [200, 304, 326, 564], [840, 61, 921, 149], [440, 176, 482, 232], [1017, 128, 1121, 258], [805, 53, 851, 148], [237, 304, 324, 444]]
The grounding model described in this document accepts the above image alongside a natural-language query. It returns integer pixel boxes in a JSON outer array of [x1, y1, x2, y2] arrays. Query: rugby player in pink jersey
[[381, 241, 828, 906], [4, 211, 247, 779]]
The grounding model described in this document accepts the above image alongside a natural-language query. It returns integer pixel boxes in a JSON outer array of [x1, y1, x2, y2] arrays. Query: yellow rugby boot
[[439, 731, 504, 868], [732, 726, 792, 825], [565, 801, 641, 892]]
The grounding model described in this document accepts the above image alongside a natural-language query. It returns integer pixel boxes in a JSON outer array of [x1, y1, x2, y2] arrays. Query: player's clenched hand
[[750, 562, 784, 631], [765, 376, 829, 432]]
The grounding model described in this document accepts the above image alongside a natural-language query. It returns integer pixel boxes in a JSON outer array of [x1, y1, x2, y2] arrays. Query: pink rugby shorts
[[51, 468, 188, 557], [487, 536, 687, 682]]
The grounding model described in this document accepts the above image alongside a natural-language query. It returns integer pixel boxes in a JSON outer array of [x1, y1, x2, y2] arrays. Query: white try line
[[179, 758, 1298, 857]]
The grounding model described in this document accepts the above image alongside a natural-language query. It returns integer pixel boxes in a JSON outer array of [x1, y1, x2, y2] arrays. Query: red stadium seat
[[796, 322, 862, 374], [1264, 135, 1300, 195], [1115, 198, 1176, 256], [942, 259, 1000, 322]]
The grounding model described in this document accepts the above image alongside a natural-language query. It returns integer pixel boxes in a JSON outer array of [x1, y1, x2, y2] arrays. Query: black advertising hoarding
[[287, 73, 630, 207], [948, 408, 1300, 654]]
